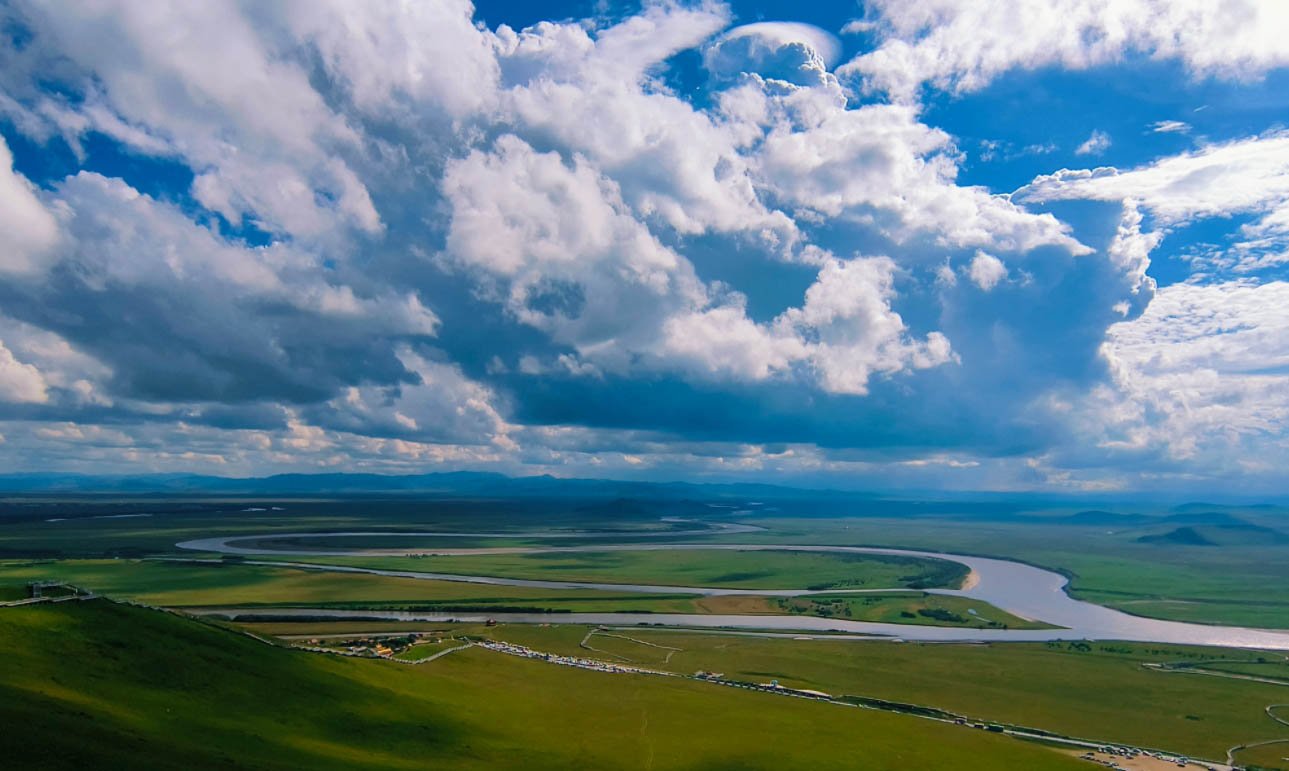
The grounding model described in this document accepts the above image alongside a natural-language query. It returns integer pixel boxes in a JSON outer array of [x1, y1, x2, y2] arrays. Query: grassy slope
[[484, 625, 1289, 760], [0, 600, 1085, 771], [261, 548, 968, 590]]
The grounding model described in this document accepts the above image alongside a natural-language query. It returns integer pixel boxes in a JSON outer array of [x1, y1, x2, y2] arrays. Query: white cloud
[[1150, 120, 1191, 134], [444, 135, 953, 395], [274, 0, 499, 120], [0, 0, 1261, 488], [704, 22, 841, 87], [750, 97, 1089, 254], [442, 134, 706, 358], [777, 256, 955, 395], [1087, 280, 1289, 469], [1106, 202, 1161, 296], [661, 304, 805, 381], [843, 0, 1289, 100], [0, 318, 112, 407], [493, 4, 794, 241], [315, 348, 513, 447], [1075, 130, 1111, 156], [0, 134, 59, 275], [1022, 132, 1289, 223], [1020, 132, 1289, 277], [0, 340, 49, 404], [968, 251, 1007, 291], [9, 0, 381, 241]]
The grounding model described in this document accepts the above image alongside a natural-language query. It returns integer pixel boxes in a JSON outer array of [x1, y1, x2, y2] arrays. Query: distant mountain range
[[1, 472, 1286, 510], [0, 471, 855, 499]]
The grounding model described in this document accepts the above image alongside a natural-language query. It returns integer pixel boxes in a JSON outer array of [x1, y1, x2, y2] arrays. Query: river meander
[[177, 532, 1289, 650]]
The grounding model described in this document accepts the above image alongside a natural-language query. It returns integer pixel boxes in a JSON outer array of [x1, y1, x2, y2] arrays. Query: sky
[[1, 1, 1289, 494]]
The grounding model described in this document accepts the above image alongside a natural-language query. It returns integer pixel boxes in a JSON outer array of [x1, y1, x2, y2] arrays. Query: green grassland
[[0, 600, 1087, 771], [6, 497, 1289, 628], [0, 558, 1040, 629], [0, 559, 700, 611], [771, 592, 1055, 629], [1201, 660, 1289, 682], [0, 498, 721, 558], [472, 624, 1289, 762], [1238, 741, 1289, 771], [0, 583, 28, 601], [257, 548, 969, 590]]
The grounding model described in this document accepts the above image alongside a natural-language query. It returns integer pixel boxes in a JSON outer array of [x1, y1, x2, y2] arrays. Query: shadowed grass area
[[0, 600, 1087, 770]]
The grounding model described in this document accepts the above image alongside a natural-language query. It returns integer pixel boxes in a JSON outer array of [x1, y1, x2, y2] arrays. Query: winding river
[[177, 530, 1289, 650]]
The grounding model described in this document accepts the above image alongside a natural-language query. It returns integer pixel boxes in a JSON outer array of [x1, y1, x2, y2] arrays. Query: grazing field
[[260, 548, 970, 591], [469, 624, 1289, 762], [0, 600, 1087, 771]]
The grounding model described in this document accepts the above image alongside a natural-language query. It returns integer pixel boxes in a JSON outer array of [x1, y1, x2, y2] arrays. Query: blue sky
[[1, 0, 1289, 493]]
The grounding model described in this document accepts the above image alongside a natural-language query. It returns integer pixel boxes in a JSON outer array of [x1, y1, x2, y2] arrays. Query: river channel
[[178, 532, 1289, 650]]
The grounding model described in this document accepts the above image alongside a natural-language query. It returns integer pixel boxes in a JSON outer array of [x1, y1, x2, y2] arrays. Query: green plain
[[256, 548, 969, 590], [481, 623, 1289, 762]]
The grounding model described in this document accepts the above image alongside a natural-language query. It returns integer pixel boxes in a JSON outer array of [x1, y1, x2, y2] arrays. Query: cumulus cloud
[[0, 171, 439, 409], [748, 96, 1089, 254], [779, 256, 954, 394], [442, 134, 707, 356], [443, 134, 952, 395], [0, 0, 1266, 490], [0, 340, 49, 404], [492, 3, 796, 241], [1072, 281, 1289, 480], [704, 22, 841, 87], [0, 135, 59, 275], [968, 252, 1007, 291], [842, 0, 1289, 100]]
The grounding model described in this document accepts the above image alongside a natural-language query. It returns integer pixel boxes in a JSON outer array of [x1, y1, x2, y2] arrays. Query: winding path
[[178, 531, 1289, 650]]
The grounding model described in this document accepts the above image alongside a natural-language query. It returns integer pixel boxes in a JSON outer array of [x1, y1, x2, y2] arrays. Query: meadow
[[7, 496, 1289, 629], [260, 547, 969, 590], [0, 558, 1039, 628], [469, 623, 1289, 762], [0, 600, 1087, 771]]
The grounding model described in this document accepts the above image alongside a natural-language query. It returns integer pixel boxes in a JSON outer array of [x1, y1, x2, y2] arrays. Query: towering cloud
[[0, 0, 1285, 493]]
